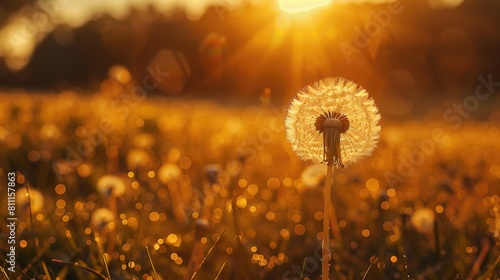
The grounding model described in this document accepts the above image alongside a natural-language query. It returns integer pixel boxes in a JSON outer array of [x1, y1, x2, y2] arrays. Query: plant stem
[[322, 164, 333, 280]]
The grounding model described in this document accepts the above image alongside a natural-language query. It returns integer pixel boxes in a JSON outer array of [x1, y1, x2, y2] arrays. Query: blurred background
[[0, 0, 499, 279], [0, 0, 499, 118]]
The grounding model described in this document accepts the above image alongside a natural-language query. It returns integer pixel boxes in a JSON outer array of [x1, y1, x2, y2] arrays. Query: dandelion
[[158, 163, 182, 184], [97, 175, 126, 197], [91, 208, 116, 232], [285, 77, 380, 280], [285, 77, 380, 167], [92, 206, 119, 255], [158, 163, 187, 224], [16, 188, 44, 214], [411, 208, 435, 234]]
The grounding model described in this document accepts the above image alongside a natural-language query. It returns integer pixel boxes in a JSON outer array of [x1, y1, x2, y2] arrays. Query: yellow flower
[[285, 77, 380, 167], [97, 175, 126, 197]]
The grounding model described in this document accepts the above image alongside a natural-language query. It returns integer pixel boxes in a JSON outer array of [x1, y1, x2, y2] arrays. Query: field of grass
[[0, 88, 499, 279]]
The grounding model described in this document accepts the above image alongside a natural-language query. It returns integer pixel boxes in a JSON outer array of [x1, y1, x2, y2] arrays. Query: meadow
[[0, 76, 499, 279]]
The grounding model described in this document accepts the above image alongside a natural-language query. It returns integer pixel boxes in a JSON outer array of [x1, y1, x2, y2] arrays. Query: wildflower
[[158, 163, 182, 184], [16, 188, 44, 214], [285, 77, 380, 167], [411, 208, 435, 234], [97, 175, 126, 197], [91, 208, 116, 231], [285, 77, 380, 280]]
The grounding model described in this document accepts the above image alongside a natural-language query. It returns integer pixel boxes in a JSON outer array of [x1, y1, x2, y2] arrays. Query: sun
[[278, 0, 331, 14]]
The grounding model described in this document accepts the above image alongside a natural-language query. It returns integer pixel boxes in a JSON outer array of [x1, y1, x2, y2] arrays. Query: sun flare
[[279, 0, 331, 14]]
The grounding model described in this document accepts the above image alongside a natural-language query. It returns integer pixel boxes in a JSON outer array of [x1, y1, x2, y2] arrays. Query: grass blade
[[467, 238, 493, 280], [190, 225, 228, 280], [0, 267, 9, 280], [52, 259, 108, 280], [40, 261, 53, 280], [214, 258, 228, 280], [146, 246, 159, 280], [299, 258, 307, 280], [362, 246, 382, 280], [102, 254, 111, 280], [476, 256, 500, 280]]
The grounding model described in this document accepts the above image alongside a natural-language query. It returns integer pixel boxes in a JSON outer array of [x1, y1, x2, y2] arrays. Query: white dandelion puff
[[285, 77, 381, 167], [285, 77, 380, 280], [158, 163, 182, 184], [97, 175, 126, 197], [411, 208, 435, 234], [91, 208, 116, 231]]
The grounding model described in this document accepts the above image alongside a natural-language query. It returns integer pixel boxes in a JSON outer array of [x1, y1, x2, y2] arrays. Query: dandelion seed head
[[411, 208, 435, 234], [97, 175, 126, 197], [91, 208, 116, 231], [158, 163, 182, 184], [285, 77, 381, 167]]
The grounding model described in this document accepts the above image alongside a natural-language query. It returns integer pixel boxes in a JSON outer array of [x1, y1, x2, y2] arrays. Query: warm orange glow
[[279, 0, 331, 14]]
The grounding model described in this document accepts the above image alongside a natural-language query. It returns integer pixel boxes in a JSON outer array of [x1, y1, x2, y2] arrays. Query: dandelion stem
[[322, 163, 333, 280]]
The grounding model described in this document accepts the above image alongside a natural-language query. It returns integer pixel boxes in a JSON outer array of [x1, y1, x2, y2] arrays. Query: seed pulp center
[[314, 112, 349, 167]]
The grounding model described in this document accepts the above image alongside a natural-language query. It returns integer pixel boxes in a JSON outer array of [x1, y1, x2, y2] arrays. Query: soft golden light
[[279, 0, 330, 14]]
